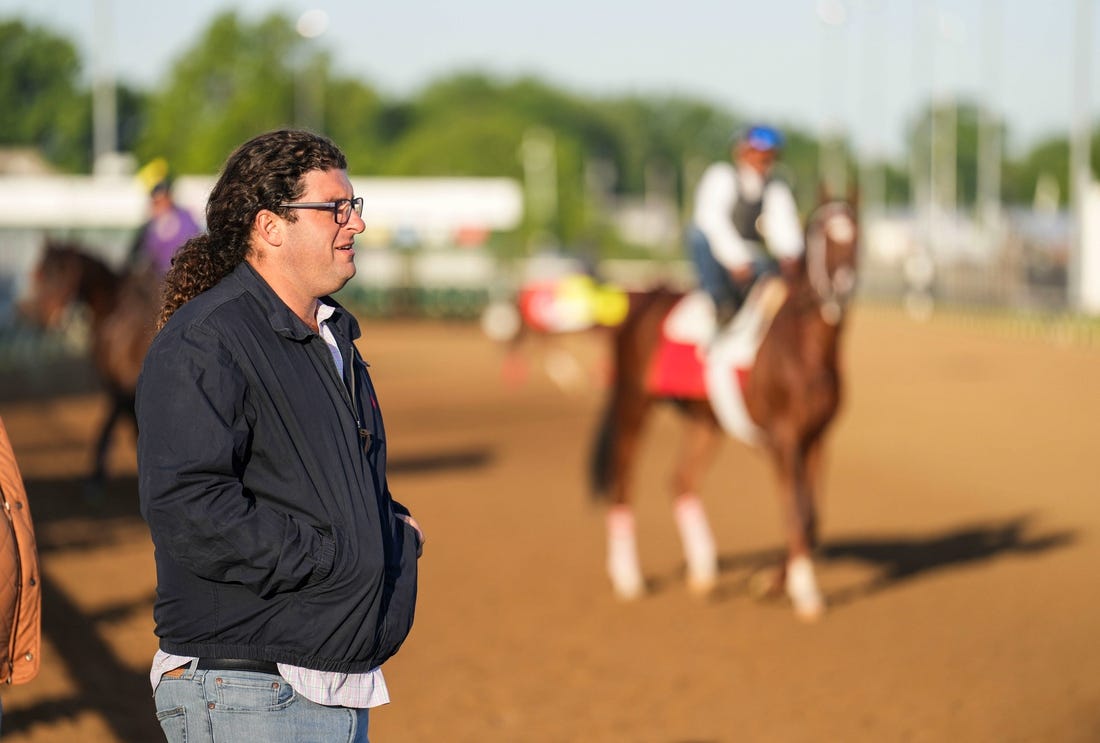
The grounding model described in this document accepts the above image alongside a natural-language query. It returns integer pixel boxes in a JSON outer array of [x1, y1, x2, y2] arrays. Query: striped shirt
[[148, 303, 389, 709]]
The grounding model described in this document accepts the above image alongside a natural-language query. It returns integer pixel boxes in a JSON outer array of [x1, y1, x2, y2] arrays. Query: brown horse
[[19, 240, 159, 489], [589, 199, 859, 620]]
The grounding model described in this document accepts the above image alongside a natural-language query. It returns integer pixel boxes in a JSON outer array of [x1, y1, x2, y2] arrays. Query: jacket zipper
[[348, 353, 372, 447]]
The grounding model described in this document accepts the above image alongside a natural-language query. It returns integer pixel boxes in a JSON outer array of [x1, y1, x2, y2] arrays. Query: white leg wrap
[[544, 349, 585, 394], [674, 494, 718, 595], [607, 506, 645, 600], [786, 554, 825, 621]]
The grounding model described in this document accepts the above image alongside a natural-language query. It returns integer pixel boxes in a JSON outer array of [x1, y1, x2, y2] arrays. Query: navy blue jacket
[[137, 261, 417, 673]]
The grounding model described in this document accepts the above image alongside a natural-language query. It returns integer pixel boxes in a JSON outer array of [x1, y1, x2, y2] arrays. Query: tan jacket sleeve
[[0, 416, 41, 685]]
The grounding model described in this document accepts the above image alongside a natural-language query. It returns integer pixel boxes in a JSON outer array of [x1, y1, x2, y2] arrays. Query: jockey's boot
[[715, 298, 738, 329]]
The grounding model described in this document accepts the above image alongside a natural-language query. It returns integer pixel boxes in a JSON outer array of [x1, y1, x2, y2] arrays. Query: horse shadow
[[664, 512, 1076, 606], [817, 513, 1076, 607]]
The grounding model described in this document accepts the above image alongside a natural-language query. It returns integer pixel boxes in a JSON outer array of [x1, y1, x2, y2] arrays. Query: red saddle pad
[[646, 334, 708, 399]]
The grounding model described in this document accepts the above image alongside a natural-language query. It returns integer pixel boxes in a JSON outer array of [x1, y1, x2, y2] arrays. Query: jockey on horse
[[593, 129, 858, 617], [686, 124, 803, 328]]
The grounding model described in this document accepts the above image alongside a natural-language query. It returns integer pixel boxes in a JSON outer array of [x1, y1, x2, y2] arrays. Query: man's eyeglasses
[[279, 197, 364, 225]]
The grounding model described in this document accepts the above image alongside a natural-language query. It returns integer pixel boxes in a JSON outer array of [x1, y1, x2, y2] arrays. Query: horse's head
[[19, 241, 112, 329], [803, 199, 859, 325]]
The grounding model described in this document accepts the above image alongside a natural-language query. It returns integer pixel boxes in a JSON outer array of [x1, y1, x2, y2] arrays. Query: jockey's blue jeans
[[687, 226, 778, 315], [153, 667, 370, 743]]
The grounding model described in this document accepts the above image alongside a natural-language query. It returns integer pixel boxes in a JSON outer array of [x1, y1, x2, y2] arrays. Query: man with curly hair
[[137, 129, 423, 743]]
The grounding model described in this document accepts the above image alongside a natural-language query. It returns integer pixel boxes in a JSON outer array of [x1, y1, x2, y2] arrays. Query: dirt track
[[0, 306, 1097, 743]]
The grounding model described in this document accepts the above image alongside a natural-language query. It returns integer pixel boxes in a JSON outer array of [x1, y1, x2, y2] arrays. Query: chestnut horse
[[19, 240, 159, 489], [588, 199, 858, 620]]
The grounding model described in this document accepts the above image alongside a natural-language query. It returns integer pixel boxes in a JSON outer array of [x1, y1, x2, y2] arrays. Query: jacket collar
[[231, 261, 361, 343]]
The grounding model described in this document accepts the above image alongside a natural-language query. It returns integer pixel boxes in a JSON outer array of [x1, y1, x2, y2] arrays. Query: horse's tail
[[588, 393, 618, 502], [587, 285, 673, 502]]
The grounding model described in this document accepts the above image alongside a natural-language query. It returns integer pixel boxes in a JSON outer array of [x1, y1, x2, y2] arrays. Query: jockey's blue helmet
[[740, 124, 785, 152]]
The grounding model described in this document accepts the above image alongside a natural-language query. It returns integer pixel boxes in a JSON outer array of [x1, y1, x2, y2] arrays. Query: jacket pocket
[[308, 523, 338, 588]]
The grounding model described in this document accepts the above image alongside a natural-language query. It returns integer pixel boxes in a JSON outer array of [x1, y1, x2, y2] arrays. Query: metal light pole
[[295, 10, 329, 133], [858, 0, 886, 217], [932, 8, 963, 248], [519, 127, 559, 253], [817, 0, 849, 197], [905, 0, 937, 319], [1069, 0, 1094, 311], [91, 0, 118, 172], [910, 0, 933, 233], [977, 0, 1002, 232]]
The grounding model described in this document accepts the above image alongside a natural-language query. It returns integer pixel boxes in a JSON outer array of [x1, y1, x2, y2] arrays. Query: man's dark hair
[[158, 129, 347, 329]]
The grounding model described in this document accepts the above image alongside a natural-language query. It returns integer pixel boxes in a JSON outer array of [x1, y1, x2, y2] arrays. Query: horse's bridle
[[804, 201, 858, 325]]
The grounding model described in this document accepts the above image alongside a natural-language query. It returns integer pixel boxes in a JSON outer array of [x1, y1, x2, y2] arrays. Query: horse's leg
[[775, 433, 825, 621], [803, 435, 826, 550], [670, 408, 720, 595], [88, 393, 125, 495], [781, 433, 833, 609], [501, 343, 530, 389], [607, 503, 643, 600], [753, 427, 824, 620], [605, 390, 652, 600], [542, 338, 587, 394], [497, 316, 535, 389]]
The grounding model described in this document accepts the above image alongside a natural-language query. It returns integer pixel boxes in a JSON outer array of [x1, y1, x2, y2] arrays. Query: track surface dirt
[[0, 307, 1097, 742]]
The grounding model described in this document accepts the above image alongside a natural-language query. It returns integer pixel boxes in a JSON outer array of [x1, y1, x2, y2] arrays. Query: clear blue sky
[[3, 0, 1097, 160]]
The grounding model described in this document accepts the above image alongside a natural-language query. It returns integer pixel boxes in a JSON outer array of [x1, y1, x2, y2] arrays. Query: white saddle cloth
[[662, 280, 787, 445]]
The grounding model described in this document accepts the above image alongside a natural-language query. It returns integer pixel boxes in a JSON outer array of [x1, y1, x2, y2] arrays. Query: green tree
[[323, 76, 384, 173], [594, 95, 735, 202], [116, 83, 152, 156], [377, 73, 626, 248], [136, 11, 327, 171], [0, 19, 91, 170]]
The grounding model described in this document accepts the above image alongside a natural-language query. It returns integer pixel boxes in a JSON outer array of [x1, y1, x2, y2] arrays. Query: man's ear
[[254, 209, 284, 248]]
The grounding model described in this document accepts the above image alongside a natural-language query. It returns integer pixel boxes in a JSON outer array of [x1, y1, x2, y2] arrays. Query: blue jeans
[[687, 226, 778, 314], [154, 666, 370, 743]]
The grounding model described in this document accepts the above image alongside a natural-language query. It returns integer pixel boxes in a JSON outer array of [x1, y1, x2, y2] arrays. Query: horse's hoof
[[792, 597, 826, 623], [686, 572, 717, 597], [786, 555, 825, 621], [612, 581, 646, 601]]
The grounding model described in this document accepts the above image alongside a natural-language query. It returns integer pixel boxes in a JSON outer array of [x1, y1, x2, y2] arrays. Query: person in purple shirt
[[127, 175, 202, 277]]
